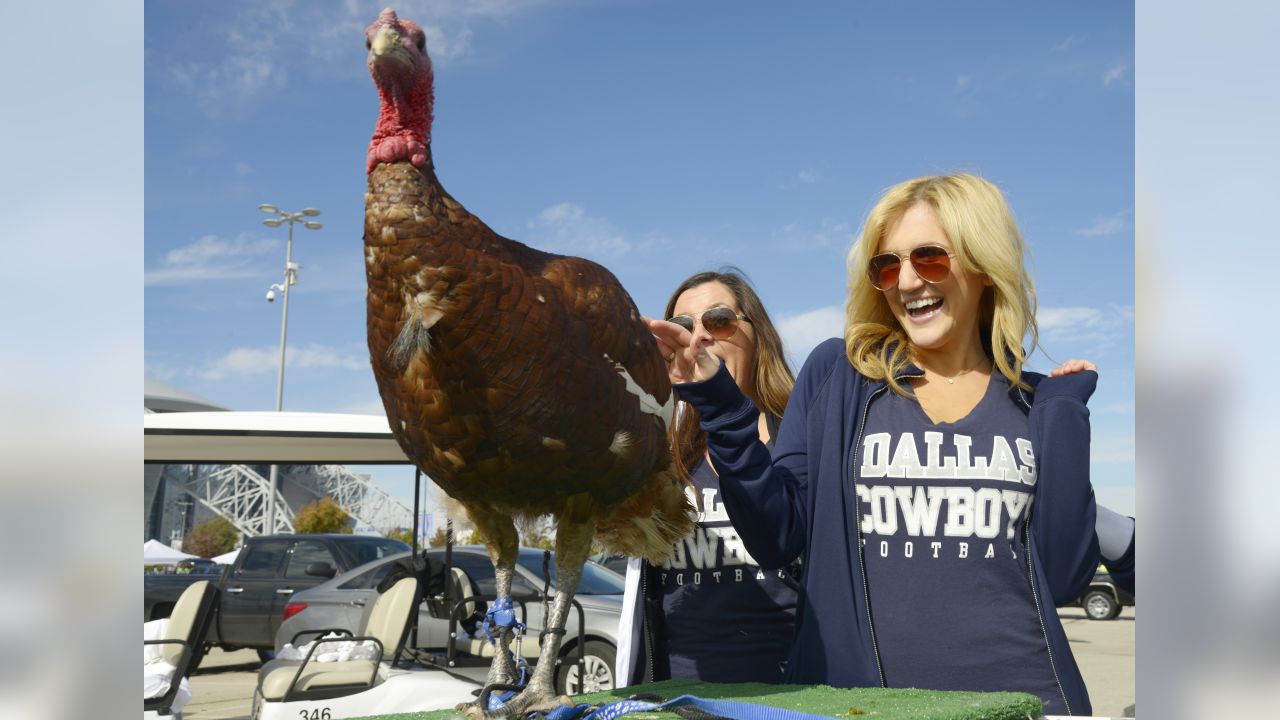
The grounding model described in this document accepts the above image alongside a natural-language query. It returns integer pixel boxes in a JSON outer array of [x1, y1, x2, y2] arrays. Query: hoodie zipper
[[1015, 386, 1072, 714], [640, 563, 656, 683], [849, 380, 899, 688], [1013, 384, 1075, 707], [1021, 517, 1071, 714]]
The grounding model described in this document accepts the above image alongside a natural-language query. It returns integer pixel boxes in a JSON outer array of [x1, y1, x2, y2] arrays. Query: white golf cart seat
[[449, 567, 479, 621], [446, 567, 502, 658], [256, 576, 421, 702], [434, 567, 540, 661], [144, 579, 218, 717]]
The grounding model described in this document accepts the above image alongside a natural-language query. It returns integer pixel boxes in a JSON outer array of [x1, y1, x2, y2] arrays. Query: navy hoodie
[[674, 338, 1099, 716]]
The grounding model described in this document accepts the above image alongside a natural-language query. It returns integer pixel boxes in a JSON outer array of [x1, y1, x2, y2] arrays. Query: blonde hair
[[844, 173, 1037, 395]]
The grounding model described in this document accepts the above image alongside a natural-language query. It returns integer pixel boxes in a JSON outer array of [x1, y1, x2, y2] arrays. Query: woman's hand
[[645, 317, 722, 383], [1048, 359, 1097, 377]]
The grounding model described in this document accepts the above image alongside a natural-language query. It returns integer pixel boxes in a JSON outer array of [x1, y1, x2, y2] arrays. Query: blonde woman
[[649, 174, 1100, 716]]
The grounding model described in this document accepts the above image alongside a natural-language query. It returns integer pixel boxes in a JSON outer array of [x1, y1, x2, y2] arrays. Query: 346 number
[[299, 709, 331, 720]]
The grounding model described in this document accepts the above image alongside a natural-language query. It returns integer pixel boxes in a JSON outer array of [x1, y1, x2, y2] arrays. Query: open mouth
[[905, 297, 943, 322]]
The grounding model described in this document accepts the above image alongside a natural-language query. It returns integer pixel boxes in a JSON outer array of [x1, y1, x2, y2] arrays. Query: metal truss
[[283, 465, 413, 534], [160, 463, 411, 537], [162, 463, 295, 536]]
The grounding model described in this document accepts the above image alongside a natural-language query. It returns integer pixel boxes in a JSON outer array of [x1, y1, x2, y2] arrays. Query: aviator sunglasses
[[666, 306, 751, 340], [867, 245, 956, 290]]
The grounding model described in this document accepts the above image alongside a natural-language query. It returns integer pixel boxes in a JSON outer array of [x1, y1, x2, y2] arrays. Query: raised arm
[[1028, 370, 1102, 604], [671, 362, 808, 569]]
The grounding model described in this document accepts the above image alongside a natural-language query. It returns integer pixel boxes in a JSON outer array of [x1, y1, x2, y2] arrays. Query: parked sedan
[[275, 546, 622, 695], [588, 553, 628, 577]]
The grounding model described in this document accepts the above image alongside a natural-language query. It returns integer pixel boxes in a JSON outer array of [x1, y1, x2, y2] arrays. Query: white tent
[[211, 547, 240, 565], [143, 539, 197, 565]]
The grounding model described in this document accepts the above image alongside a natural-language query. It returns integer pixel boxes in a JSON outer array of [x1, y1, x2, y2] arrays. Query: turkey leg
[[492, 499, 596, 717], [464, 506, 522, 690]]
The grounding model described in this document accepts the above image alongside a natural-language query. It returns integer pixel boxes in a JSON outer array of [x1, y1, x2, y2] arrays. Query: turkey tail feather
[[593, 464, 695, 563], [387, 304, 435, 371]]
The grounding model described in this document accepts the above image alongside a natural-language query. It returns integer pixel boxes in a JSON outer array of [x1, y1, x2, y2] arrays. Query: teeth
[[905, 297, 941, 310]]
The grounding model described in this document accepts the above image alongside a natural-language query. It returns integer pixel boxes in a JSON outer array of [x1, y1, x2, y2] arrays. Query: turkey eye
[[365, 39, 372, 50], [415, 35, 425, 51]]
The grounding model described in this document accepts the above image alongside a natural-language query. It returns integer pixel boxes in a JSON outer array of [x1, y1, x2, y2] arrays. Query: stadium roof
[[144, 376, 228, 413]]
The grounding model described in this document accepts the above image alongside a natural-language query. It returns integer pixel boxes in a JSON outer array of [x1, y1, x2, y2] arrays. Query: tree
[[516, 515, 555, 550], [183, 516, 239, 558], [385, 528, 414, 545], [426, 526, 451, 547], [293, 497, 353, 534]]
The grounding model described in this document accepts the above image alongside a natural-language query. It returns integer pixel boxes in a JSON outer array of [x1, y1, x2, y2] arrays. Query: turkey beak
[[370, 27, 402, 60]]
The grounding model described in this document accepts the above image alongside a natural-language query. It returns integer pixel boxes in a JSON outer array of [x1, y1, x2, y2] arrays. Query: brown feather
[[365, 154, 694, 560], [363, 12, 696, 709]]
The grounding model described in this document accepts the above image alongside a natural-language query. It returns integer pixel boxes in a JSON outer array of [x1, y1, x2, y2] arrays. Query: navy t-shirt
[[858, 373, 1064, 710], [652, 457, 800, 683]]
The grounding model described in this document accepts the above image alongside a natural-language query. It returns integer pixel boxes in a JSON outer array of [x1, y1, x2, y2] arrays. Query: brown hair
[[662, 268, 795, 479]]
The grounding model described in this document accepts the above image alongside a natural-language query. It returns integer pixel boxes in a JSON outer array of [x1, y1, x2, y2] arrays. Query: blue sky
[[144, 1, 1134, 516]]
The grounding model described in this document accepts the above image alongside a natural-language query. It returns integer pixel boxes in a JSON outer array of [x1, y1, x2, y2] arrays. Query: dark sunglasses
[[867, 245, 956, 290], [666, 306, 751, 340]]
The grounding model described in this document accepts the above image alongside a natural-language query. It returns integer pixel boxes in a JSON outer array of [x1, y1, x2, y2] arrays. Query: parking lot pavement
[[184, 610, 1133, 720], [1059, 606, 1136, 718], [183, 649, 259, 720]]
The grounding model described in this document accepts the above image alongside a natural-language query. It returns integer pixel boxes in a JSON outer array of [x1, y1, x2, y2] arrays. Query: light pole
[[171, 498, 193, 550], [259, 203, 322, 534]]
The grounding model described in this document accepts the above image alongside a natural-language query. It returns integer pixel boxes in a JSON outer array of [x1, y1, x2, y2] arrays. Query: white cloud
[[196, 343, 367, 381], [775, 218, 856, 251], [1053, 35, 1079, 53], [1038, 307, 1104, 333], [155, 0, 597, 119], [170, 54, 285, 112], [1077, 210, 1130, 237], [157, 1, 515, 110], [527, 202, 631, 257], [1094, 484, 1134, 517], [233, 162, 253, 175], [1103, 63, 1128, 87], [797, 169, 819, 184], [326, 0, 534, 64], [1092, 432, 1135, 464], [145, 234, 278, 286], [423, 23, 474, 60], [144, 361, 179, 383], [352, 0, 549, 21], [778, 304, 845, 370], [224, 55, 278, 94], [953, 74, 971, 94], [1099, 402, 1135, 416], [341, 398, 391, 416], [1035, 304, 1134, 358]]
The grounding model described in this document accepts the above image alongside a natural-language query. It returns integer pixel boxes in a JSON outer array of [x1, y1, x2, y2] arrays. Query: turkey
[[362, 9, 694, 716]]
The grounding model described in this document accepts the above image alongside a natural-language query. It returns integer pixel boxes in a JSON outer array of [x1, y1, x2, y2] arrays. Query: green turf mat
[[351, 678, 1044, 720]]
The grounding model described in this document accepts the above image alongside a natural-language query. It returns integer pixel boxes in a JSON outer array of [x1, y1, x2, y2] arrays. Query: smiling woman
[[646, 174, 1103, 716], [845, 175, 1037, 403], [621, 270, 799, 688]]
